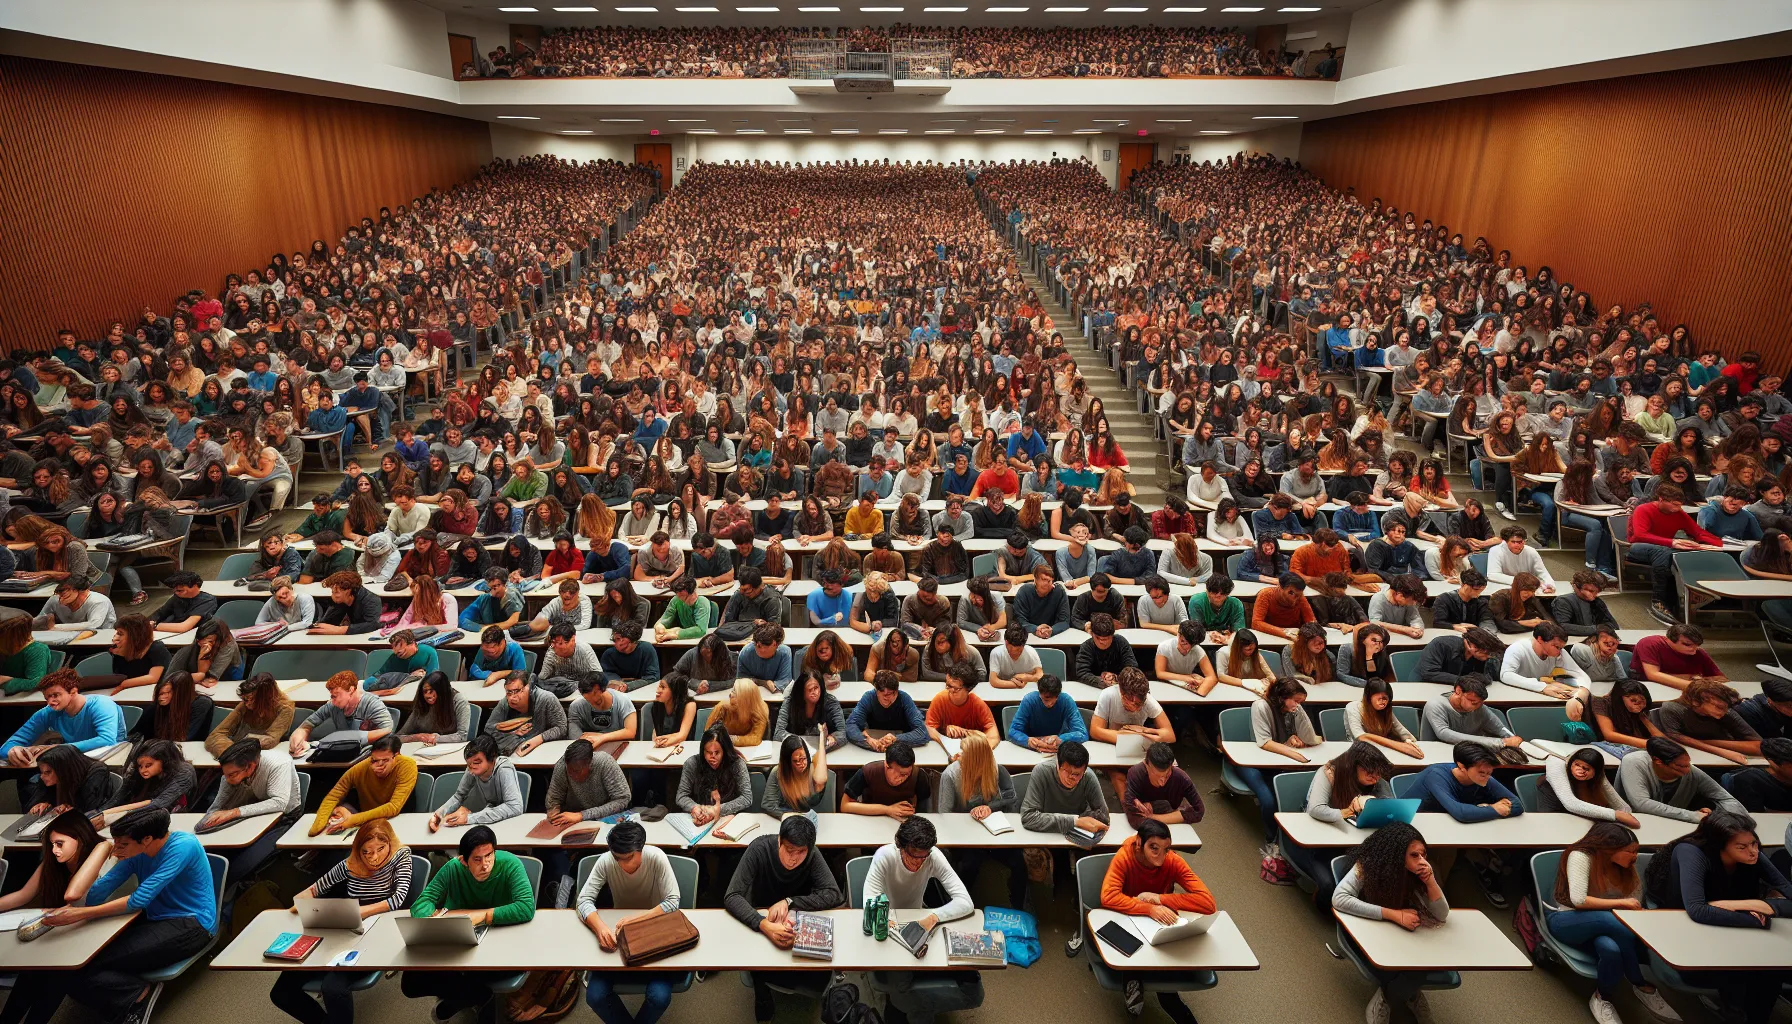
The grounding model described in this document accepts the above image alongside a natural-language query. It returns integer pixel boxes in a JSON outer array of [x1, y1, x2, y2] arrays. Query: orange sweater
[[1289, 543, 1350, 581], [1251, 588, 1315, 632], [925, 691, 996, 733], [1100, 836, 1217, 916]]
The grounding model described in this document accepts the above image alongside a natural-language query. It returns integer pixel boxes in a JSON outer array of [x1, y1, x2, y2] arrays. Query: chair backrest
[[1036, 647, 1068, 680], [1468, 551, 1488, 575], [1074, 852, 1116, 918], [405, 774, 436, 813], [251, 649, 368, 680], [1389, 650, 1423, 682], [1273, 769, 1316, 812], [1390, 773, 1424, 798], [86, 551, 110, 577], [1506, 706, 1569, 742], [1008, 769, 1030, 801], [429, 769, 532, 813], [1610, 513, 1630, 544], [209, 704, 230, 731], [667, 854, 698, 909], [1217, 706, 1254, 743], [514, 854, 544, 899], [1514, 773, 1547, 813], [1318, 708, 1349, 742], [296, 770, 312, 808], [694, 706, 712, 737], [845, 855, 874, 909], [971, 552, 998, 577], [1616, 649, 1632, 675], [218, 552, 261, 579], [1673, 550, 1748, 584], [1530, 849, 1562, 912], [120, 704, 143, 733], [66, 511, 88, 537], [749, 770, 768, 808], [404, 854, 433, 909], [74, 652, 113, 676], [1225, 552, 1246, 577], [1393, 706, 1421, 738], [213, 600, 263, 630], [1000, 704, 1019, 736], [434, 650, 463, 679]]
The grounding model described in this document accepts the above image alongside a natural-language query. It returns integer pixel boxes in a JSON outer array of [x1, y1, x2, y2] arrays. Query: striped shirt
[[311, 847, 414, 908]]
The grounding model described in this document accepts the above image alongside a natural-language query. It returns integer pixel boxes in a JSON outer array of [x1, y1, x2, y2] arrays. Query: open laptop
[[396, 915, 488, 947], [295, 897, 368, 934], [1345, 798, 1421, 829]]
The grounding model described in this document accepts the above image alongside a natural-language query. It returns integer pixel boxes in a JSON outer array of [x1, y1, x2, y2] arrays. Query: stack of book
[[792, 911, 834, 961]]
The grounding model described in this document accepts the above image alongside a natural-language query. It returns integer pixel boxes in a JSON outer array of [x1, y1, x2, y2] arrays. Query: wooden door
[[1117, 141, 1155, 191], [448, 34, 476, 79], [635, 143, 672, 193]]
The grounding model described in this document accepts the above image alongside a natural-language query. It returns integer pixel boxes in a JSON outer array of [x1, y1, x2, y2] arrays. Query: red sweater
[[1630, 502, 1720, 548], [1100, 836, 1217, 916]]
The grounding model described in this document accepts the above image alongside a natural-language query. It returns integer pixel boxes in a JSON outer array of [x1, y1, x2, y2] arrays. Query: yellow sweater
[[309, 755, 418, 835], [844, 506, 885, 536]]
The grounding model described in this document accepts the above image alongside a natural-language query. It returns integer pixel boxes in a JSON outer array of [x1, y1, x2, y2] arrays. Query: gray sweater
[[1332, 862, 1450, 923], [575, 846, 680, 918], [483, 688, 570, 755], [546, 753, 631, 820], [1304, 767, 1394, 824], [1421, 694, 1513, 748], [302, 693, 394, 746], [436, 757, 525, 824], [1020, 756, 1110, 834], [542, 641, 602, 680], [210, 748, 301, 818], [675, 752, 754, 816], [1616, 750, 1744, 823], [936, 761, 1019, 812]]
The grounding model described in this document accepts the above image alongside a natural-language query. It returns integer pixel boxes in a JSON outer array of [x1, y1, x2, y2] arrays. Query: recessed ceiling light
[[985, 6, 1028, 9], [553, 5, 598, 9], [983, 118, 1016, 122], [1072, 128, 1100, 133], [861, 5, 904, 9], [736, 128, 765, 133], [688, 128, 717, 133], [600, 118, 643, 122], [830, 129, 859, 134], [561, 130, 595, 134], [1252, 115, 1297, 119], [736, 5, 779, 8], [798, 5, 840, 9], [666, 119, 707, 123], [1023, 129, 1052, 134], [1220, 5, 1263, 9], [1105, 6, 1146, 10], [615, 6, 658, 10], [497, 6, 538, 11], [1279, 6, 1321, 10], [924, 129, 956, 134], [1092, 119, 1129, 123], [496, 115, 540, 120], [1199, 130, 1233, 134], [923, 4, 967, 8], [1162, 5, 1206, 9], [676, 5, 719, 9], [783, 129, 813, 133], [878, 129, 908, 134], [1045, 5, 1088, 9], [974, 128, 1004, 134]]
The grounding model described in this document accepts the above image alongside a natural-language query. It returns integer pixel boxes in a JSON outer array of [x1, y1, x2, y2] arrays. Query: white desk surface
[[0, 911, 138, 969], [32, 627, 196, 650], [405, 737, 1134, 772], [94, 740, 218, 770], [0, 811, 270, 850], [275, 811, 1198, 851], [1700, 579, 1792, 599], [1616, 910, 1792, 970], [215, 908, 999, 972], [1275, 812, 1792, 849], [1085, 909, 1259, 971], [1222, 740, 1463, 770], [1336, 909, 1532, 971]]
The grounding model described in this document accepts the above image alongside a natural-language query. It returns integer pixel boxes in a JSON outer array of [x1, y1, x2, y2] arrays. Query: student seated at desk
[[765, 729, 832, 817], [677, 725, 755, 826], [396, 671, 471, 746], [1124, 740, 1201, 829], [1630, 625, 1729, 693], [108, 738, 198, 817], [290, 671, 394, 757], [1618, 737, 1745, 823], [206, 672, 295, 756], [1546, 822, 1682, 1024], [578, 820, 685, 1024], [19, 742, 114, 819], [308, 734, 417, 836], [1007, 672, 1088, 752], [1734, 675, 1792, 741], [3, 669, 125, 766], [1252, 572, 1317, 642], [1076, 613, 1139, 687], [457, 568, 524, 632], [271, 820, 414, 1024], [1235, 677, 1319, 881], [1096, 817, 1216, 1022], [147, 569, 217, 634], [538, 622, 601, 695], [429, 734, 525, 831], [541, 738, 631, 905], [366, 629, 438, 696], [1364, 520, 1427, 583], [1345, 679, 1423, 758], [807, 569, 854, 628], [1070, 573, 1125, 631], [1014, 564, 1073, 639], [1335, 625, 1396, 689], [598, 620, 660, 692], [1728, 736, 1792, 811], [1657, 679, 1762, 765], [846, 670, 928, 751], [1542, 747, 1641, 827], [1421, 673, 1523, 755], [1500, 621, 1594, 720], [570, 674, 637, 746], [1154, 620, 1218, 696], [403, 825, 537, 1021], [1569, 624, 1630, 688], [207, 739, 303, 885], [865, 817, 982, 1024], [1330, 821, 1448, 1024], [843, 739, 930, 819], [1279, 621, 1338, 684], [1643, 810, 1792, 1024], [1431, 569, 1495, 633], [1027, 741, 1111, 946], [773, 670, 847, 748], [0, 808, 111, 920], [33, 576, 116, 632], [486, 671, 569, 758], [1364, 573, 1428, 641], [1291, 742, 1396, 893], [1232, 535, 1289, 585], [1092, 667, 1175, 794], [1412, 742, 1522, 903], [8, 808, 214, 1024], [726, 814, 845, 1022], [1697, 485, 1763, 541], [926, 663, 998, 745]]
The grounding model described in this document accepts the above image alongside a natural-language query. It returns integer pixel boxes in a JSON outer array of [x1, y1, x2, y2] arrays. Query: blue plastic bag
[[980, 906, 1041, 967]]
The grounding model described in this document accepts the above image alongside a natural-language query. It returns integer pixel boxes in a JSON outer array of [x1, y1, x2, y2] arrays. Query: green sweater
[[410, 850, 536, 926], [657, 595, 714, 639], [1188, 594, 1246, 633], [380, 645, 440, 677], [1, 643, 55, 695], [500, 471, 547, 502], [294, 508, 347, 538]]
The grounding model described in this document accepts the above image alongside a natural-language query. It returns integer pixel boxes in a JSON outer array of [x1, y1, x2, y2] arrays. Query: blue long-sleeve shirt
[[1330, 507, 1383, 542], [1098, 547, 1155, 580], [88, 830, 217, 932], [582, 541, 632, 582], [1696, 504, 1763, 541], [844, 690, 928, 749], [306, 406, 348, 435], [738, 644, 793, 691], [1, 694, 124, 756], [1012, 584, 1071, 636], [469, 640, 529, 680], [1250, 508, 1307, 540], [1006, 691, 1088, 746], [1412, 762, 1523, 823], [1231, 548, 1287, 581]]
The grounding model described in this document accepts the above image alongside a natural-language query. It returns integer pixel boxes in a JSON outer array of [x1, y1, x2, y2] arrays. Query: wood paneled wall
[[0, 56, 492, 350], [1300, 56, 1792, 365]]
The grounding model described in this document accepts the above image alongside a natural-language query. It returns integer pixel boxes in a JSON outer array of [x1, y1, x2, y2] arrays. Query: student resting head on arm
[[1330, 821, 1448, 1024]]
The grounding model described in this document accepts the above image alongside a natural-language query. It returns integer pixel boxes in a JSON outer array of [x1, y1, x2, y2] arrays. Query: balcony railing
[[788, 38, 952, 80]]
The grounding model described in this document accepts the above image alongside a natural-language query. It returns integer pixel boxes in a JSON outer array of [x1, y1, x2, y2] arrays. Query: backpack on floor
[[506, 969, 582, 1022], [1511, 894, 1545, 963]]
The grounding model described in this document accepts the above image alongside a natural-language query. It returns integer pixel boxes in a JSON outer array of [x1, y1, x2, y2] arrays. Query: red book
[[263, 933, 323, 962]]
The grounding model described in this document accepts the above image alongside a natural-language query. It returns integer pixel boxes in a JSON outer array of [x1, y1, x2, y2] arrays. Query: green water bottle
[[863, 894, 879, 935], [874, 895, 889, 941]]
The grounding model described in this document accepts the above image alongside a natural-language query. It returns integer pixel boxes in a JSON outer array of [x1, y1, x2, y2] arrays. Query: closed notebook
[[945, 929, 1005, 966], [264, 932, 323, 962], [977, 811, 1014, 836], [1068, 824, 1106, 850], [791, 911, 834, 961], [526, 817, 578, 841], [711, 815, 761, 842]]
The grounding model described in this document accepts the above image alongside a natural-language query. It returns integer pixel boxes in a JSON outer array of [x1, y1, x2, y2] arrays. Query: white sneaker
[[1634, 988, 1681, 1022], [1588, 994, 1623, 1024], [1407, 992, 1436, 1024], [1494, 502, 1514, 520], [1365, 989, 1390, 1024]]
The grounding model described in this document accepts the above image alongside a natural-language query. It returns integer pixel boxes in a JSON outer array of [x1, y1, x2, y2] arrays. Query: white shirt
[[1499, 640, 1592, 694], [862, 844, 974, 922], [1486, 542, 1557, 591]]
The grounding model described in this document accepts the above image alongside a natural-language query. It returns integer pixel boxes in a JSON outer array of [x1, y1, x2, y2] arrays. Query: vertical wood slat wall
[[1299, 56, 1792, 365], [0, 55, 493, 350]]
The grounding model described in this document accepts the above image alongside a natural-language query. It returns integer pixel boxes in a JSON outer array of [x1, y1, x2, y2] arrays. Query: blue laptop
[[1345, 798, 1421, 829]]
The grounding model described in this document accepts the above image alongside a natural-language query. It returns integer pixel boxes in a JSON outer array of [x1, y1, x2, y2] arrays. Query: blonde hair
[[717, 679, 768, 743], [955, 731, 999, 805], [863, 570, 889, 600], [346, 819, 402, 879]]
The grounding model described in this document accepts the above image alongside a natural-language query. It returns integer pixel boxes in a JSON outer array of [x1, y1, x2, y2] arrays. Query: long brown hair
[[0, 613, 32, 657], [1552, 822, 1639, 906], [35, 525, 78, 572], [1326, 741, 1393, 808], [32, 810, 105, 909], [1357, 678, 1399, 737], [151, 670, 199, 741], [1289, 621, 1332, 680], [235, 671, 286, 728], [409, 574, 447, 626], [114, 612, 153, 659], [346, 818, 403, 879]]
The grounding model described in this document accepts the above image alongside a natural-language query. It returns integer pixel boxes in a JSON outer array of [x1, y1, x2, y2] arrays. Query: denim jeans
[[1234, 766, 1280, 842], [1625, 541, 1677, 605], [1547, 909, 1644, 999], [878, 973, 984, 1024], [1561, 512, 1614, 572], [271, 969, 358, 1024], [1527, 488, 1557, 543], [586, 972, 676, 1024]]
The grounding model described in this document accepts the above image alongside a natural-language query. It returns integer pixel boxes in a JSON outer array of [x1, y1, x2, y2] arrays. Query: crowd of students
[[464, 25, 1337, 80]]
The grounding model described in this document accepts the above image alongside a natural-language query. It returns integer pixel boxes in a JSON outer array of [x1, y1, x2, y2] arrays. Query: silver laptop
[[1136, 912, 1219, 946], [396, 915, 488, 947], [295, 897, 367, 933]]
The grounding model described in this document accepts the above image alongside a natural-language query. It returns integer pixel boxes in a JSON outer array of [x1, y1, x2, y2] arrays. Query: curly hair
[[1347, 822, 1440, 924]]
